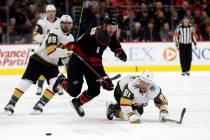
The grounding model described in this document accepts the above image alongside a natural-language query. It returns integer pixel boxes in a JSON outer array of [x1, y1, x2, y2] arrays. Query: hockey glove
[[115, 48, 127, 62], [64, 42, 77, 51], [159, 111, 169, 122], [128, 112, 141, 124], [101, 76, 114, 91]]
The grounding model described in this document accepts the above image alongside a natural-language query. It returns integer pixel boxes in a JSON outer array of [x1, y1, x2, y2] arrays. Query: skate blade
[[3, 110, 14, 115], [30, 110, 42, 115]]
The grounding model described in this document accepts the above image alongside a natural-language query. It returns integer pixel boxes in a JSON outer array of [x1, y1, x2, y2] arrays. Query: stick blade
[[179, 108, 186, 124], [110, 74, 121, 81]]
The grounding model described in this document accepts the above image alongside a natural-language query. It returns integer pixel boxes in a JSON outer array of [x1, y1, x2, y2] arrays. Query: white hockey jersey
[[33, 17, 61, 43], [34, 28, 74, 65], [118, 75, 168, 120]]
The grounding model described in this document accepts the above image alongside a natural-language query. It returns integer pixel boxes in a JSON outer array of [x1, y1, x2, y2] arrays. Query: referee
[[173, 16, 197, 76]]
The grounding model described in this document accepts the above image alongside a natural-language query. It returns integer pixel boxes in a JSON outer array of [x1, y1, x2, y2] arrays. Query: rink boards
[[0, 42, 210, 75]]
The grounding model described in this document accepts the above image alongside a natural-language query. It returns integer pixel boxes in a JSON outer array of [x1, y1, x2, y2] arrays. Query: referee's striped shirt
[[173, 24, 197, 45]]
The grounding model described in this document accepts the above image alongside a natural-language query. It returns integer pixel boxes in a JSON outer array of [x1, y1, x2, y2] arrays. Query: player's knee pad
[[66, 79, 84, 97], [18, 79, 33, 92]]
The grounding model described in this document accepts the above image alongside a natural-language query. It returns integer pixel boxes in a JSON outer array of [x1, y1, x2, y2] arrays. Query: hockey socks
[[79, 91, 92, 104], [4, 88, 24, 114], [9, 88, 24, 106], [33, 89, 55, 114]]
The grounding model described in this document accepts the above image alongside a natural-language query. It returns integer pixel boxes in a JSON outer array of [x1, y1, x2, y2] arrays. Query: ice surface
[[0, 72, 210, 140]]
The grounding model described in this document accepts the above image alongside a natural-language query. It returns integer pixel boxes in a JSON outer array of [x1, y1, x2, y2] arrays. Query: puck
[[46, 133, 52, 136]]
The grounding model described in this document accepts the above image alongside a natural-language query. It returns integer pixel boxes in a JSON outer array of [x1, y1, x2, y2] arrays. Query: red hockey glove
[[64, 42, 77, 51], [101, 76, 114, 91], [115, 48, 127, 62]]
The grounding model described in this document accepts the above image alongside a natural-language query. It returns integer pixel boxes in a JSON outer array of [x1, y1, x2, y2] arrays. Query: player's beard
[[62, 26, 70, 33]]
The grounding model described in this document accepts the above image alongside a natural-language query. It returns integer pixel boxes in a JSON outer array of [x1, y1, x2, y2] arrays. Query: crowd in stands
[[0, 0, 210, 43]]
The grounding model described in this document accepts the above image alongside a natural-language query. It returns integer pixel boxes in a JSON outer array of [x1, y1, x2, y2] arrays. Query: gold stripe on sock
[[42, 89, 55, 100], [13, 88, 24, 98]]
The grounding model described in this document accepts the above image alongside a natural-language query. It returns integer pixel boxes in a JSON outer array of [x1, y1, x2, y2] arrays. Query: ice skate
[[70, 98, 85, 117], [31, 103, 43, 115], [4, 103, 15, 115]]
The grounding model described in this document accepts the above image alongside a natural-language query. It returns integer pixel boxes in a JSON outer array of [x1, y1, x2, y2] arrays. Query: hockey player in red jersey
[[53, 14, 127, 117]]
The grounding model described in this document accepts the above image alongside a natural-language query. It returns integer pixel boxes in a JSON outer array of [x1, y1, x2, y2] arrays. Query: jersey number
[[123, 89, 131, 98], [96, 47, 100, 53], [48, 36, 57, 44], [159, 94, 166, 101], [90, 27, 96, 35]]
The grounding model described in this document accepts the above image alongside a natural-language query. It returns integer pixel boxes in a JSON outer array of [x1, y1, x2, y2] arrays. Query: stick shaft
[[76, 0, 85, 40]]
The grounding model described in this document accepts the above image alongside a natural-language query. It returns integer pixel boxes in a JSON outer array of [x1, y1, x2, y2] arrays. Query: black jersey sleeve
[[109, 34, 122, 52], [153, 89, 168, 108], [35, 24, 43, 34]]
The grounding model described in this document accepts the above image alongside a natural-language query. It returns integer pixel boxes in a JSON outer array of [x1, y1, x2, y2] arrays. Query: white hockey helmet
[[60, 15, 73, 23], [140, 71, 154, 84], [46, 4, 56, 11]]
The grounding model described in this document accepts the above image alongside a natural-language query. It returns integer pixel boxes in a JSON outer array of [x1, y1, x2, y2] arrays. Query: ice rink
[[0, 72, 210, 140]]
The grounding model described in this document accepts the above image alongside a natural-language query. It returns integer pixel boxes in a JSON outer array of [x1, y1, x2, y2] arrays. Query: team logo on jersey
[[163, 47, 177, 61]]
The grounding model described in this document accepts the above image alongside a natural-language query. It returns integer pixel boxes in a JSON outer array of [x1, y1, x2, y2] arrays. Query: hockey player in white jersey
[[106, 71, 169, 123], [33, 4, 62, 96], [33, 4, 60, 43], [4, 15, 74, 115]]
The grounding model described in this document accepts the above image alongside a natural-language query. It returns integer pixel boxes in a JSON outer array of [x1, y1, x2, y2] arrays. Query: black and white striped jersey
[[173, 24, 197, 45]]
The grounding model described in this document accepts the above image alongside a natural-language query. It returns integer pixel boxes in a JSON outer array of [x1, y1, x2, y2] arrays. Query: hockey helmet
[[60, 15, 73, 23], [140, 71, 154, 84], [46, 4, 56, 11], [104, 14, 118, 25]]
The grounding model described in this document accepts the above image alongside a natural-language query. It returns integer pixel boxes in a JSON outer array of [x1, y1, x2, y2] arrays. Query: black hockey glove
[[115, 48, 127, 62], [101, 76, 114, 91]]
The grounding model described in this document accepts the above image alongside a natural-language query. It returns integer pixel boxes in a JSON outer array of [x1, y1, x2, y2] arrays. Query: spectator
[[144, 21, 161, 41], [135, 2, 149, 29], [8, 18, 18, 43], [116, 28, 125, 42], [178, 1, 190, 19], [160, 22, 173, 41], [131, 22, 144, 42], [201, 24, 210, 41], [200, 17, 210, 40]]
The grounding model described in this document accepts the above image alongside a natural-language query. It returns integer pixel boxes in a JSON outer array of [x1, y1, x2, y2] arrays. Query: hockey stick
[[166, 108, 186, 124], [73, 52, 121, 83], [76, 0, 85, 40]]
